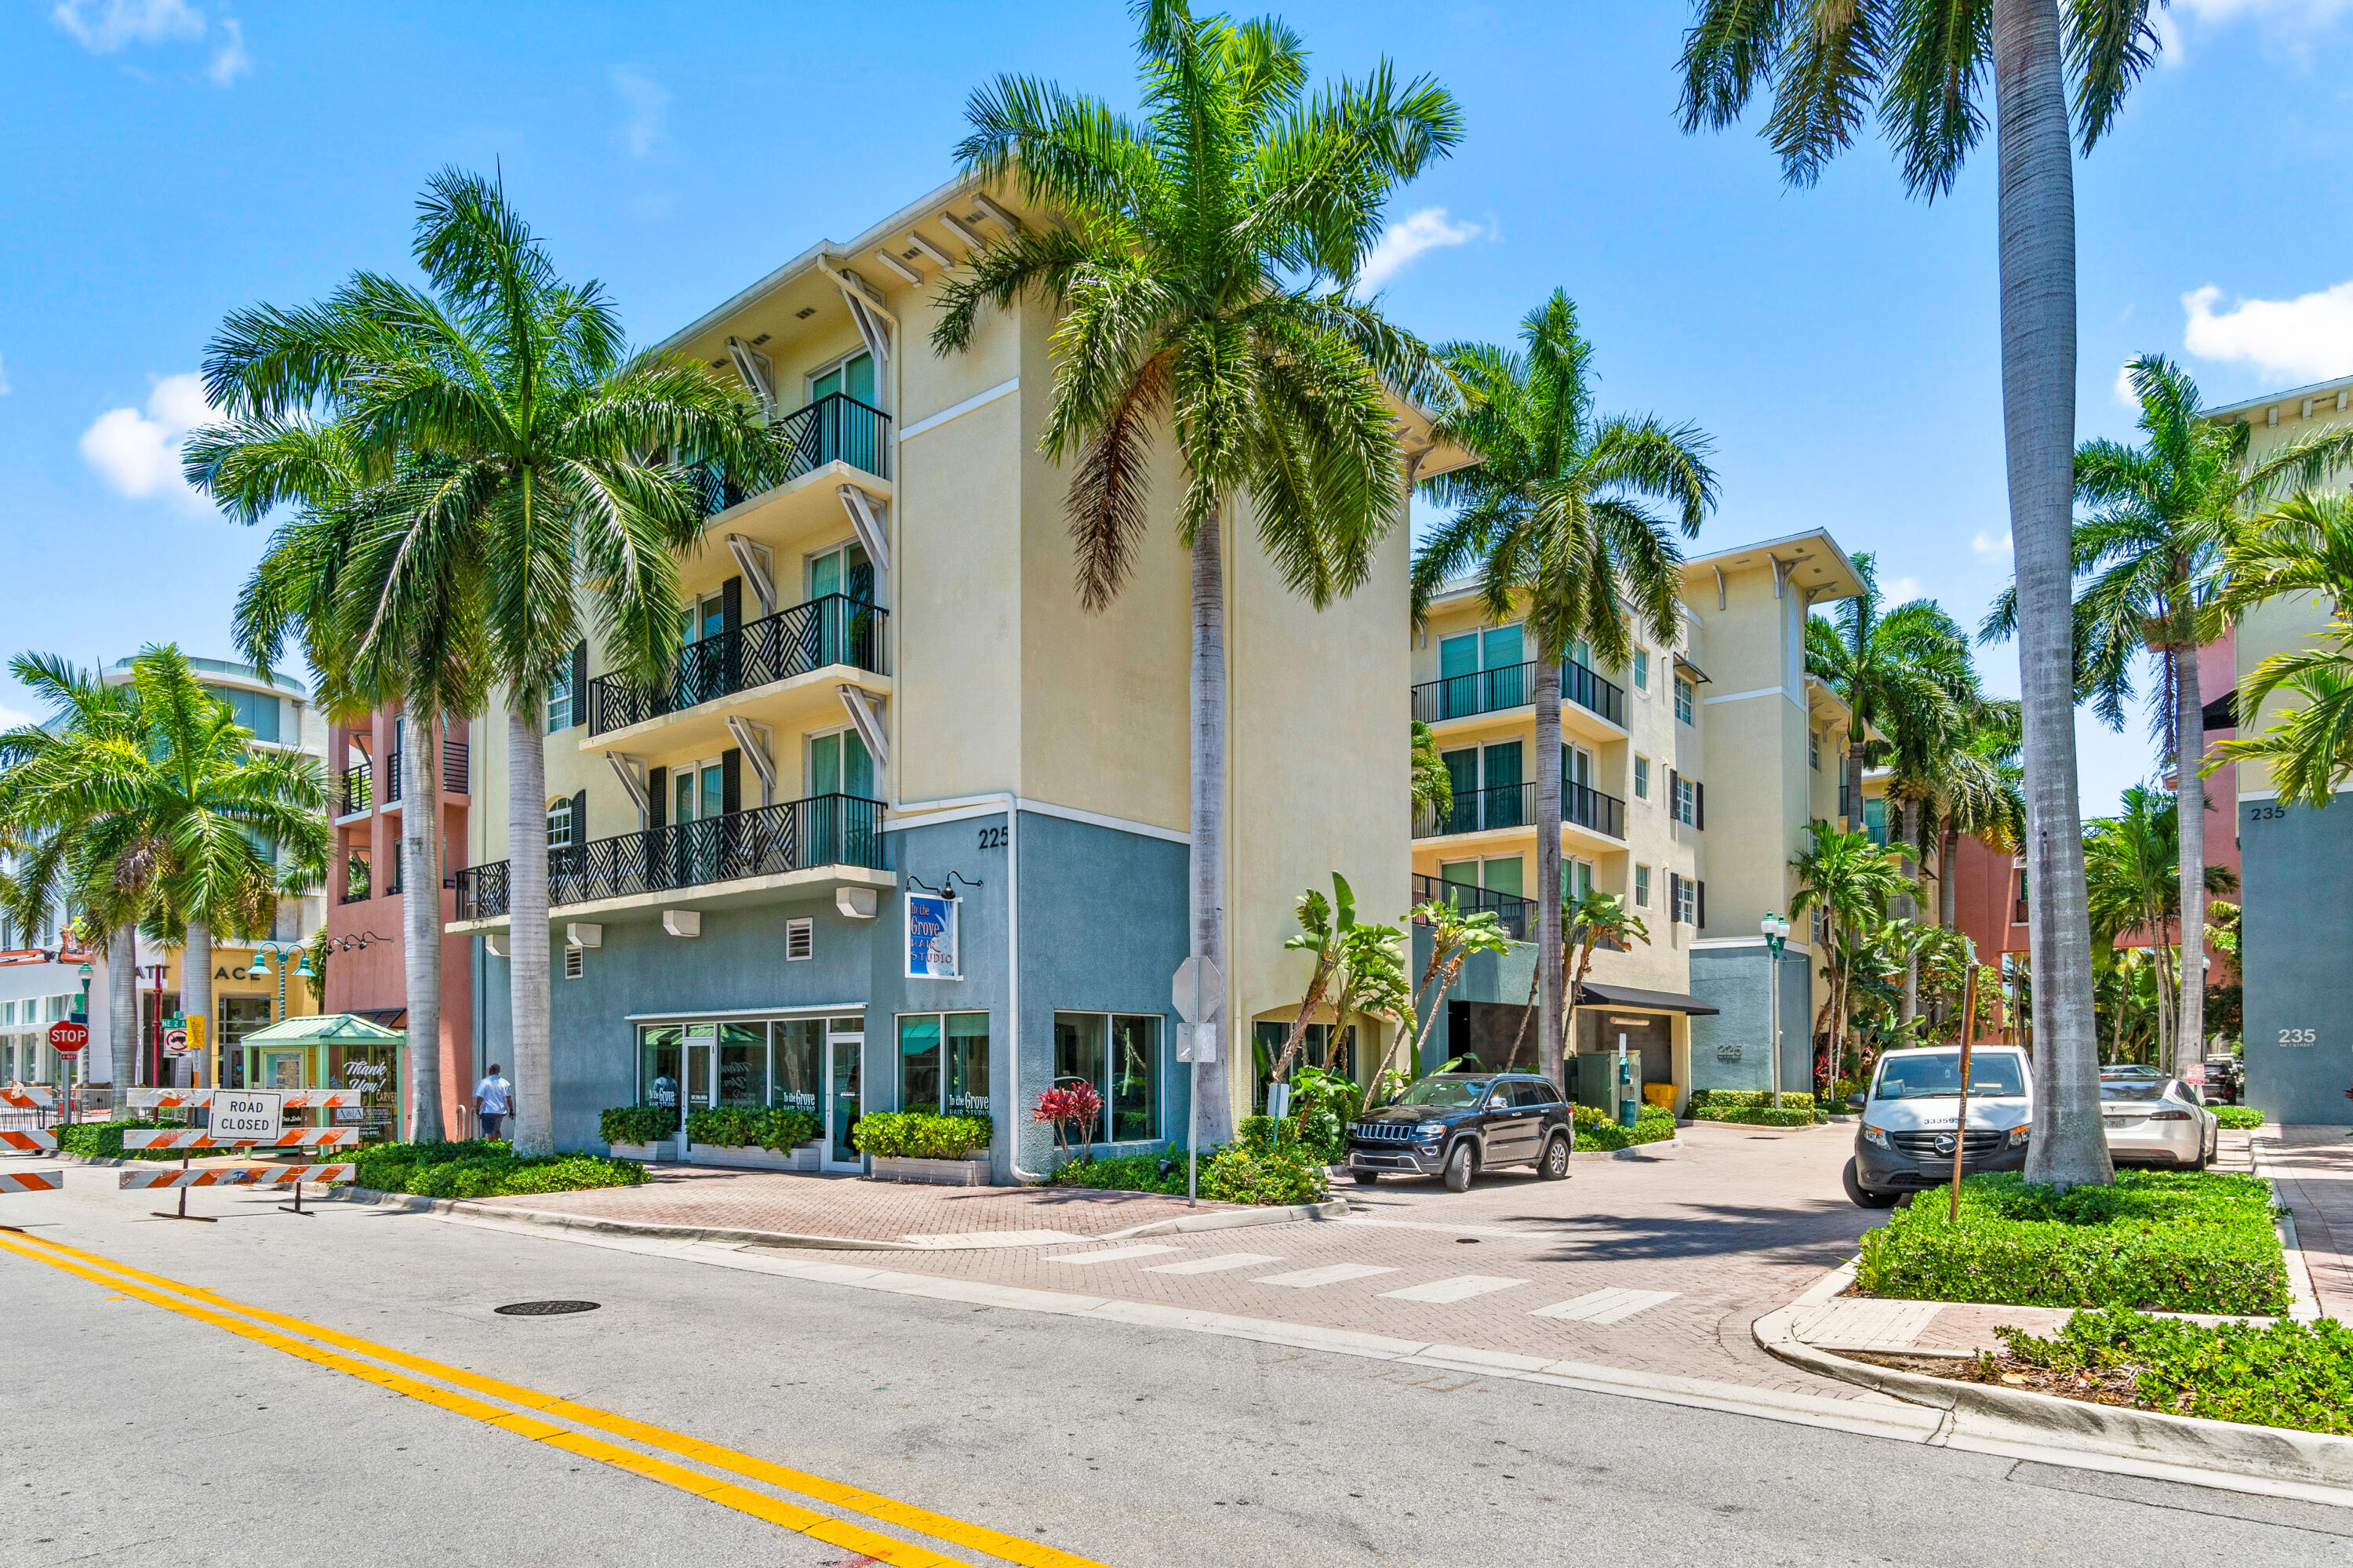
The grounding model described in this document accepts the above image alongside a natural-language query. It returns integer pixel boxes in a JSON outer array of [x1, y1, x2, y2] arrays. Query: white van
[[1843, 1044, 2034, 1208]]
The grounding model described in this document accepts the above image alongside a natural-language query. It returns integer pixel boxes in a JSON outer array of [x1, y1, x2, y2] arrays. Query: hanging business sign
[[906, 893, 959, 980]]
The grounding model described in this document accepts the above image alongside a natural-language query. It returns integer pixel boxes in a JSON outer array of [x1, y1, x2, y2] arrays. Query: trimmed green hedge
[[1045, 1122, 1329, 1206], [598, 1106, 672, 1147], [686, 1105, 821, 1151], [1572, 1102, 1677, 1151], [851, 1111, 992, 1159], [1048, 1148, 1191, 1195], [1980, 1309, 2353, 1435], [1857, 1170, 2289, 1315], [49, 1119, 190, 1160], [1690, 1105, 1817, 1127], [1689, 1090, 1817, 1113], [350, 1139, 647, 1199], [2212, 1106, 2265, 1130], [1200, 1144, 1327, 1205]]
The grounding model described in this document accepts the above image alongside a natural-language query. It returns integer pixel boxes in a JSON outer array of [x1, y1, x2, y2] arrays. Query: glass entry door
[[824, 1026, 862, 1170], [683, 1022, 719, 1125]]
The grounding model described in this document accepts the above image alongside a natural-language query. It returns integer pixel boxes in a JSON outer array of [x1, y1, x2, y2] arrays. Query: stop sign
[[48, 1021, 89, 1055]]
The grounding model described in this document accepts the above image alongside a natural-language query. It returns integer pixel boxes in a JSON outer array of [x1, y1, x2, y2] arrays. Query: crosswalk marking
[[1252, 1263, 1399, 1289], [1144, 1253, 1285, 1275], [1529, 1287, 1678, 1324], [1044, 1244, 1182, 1266], [1377, 1275, 1530, 1304]]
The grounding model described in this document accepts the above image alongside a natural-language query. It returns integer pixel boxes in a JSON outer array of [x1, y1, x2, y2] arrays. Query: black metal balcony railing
[[453, 794, 887, 922], [587, 595, 889, 736], [381, 740, 471, 803], [1410, 660, 1626, 728], [773, 392, 890, 481], [341, 857, 371, 904], [340, 764, 372, 817], [1410, 873, 1537, 940], [1413, 780, 1627, 842]]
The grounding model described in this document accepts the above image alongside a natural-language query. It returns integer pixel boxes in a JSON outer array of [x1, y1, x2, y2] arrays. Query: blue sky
[[8, 0, 2353, 817]]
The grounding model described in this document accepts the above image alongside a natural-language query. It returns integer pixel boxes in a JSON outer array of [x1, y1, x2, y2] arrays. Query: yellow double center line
[[0, 1230, 1107, 1568]]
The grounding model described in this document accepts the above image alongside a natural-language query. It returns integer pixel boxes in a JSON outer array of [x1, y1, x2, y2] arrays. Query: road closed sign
[[47, 1021, 89, 1055], [208, 1090, 283, 1141]]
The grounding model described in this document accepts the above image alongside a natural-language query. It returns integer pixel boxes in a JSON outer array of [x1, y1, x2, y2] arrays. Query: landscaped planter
[[608, 1141, 671, 1163], [869, 1154, 993, 1187], [688, 1141, 821, 1173]]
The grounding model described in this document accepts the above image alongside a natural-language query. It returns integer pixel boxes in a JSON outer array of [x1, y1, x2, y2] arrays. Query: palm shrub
[[932, 1, 1460, 1141]]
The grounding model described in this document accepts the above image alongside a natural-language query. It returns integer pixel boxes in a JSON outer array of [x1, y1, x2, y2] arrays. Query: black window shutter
[[569, 642, 588, 731], [1668, 872, 1680, 917], [572, 790, 587, 847], [1697, 880, 1706, 930], [1666, 768, 1678, 818], [721, 748, 741, 816], [647, 767, 667, 829], [1696, 781, 1705, 831]]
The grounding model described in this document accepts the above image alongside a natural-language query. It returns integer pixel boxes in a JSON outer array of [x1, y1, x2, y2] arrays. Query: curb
[[1573, 1134, 1684, 1160], [1756, 1261, 2353, 1492], [319, 1184, 1346, 1252]]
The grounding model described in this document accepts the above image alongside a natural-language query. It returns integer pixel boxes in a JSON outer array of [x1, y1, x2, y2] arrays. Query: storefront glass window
[[1109, 1015, 1158, 1141], [639, 1025, 682, 1117], [772, 1020, 821, 1111], [718, 1023, 766, 1106], [1053, 1013, 1107, 1142], [946, 1013, 990, 1116], [898, 1015, 941, 1114]]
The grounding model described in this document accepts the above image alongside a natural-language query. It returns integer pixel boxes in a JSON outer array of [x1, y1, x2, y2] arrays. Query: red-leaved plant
[[1034, 1082, 1104, 1166]]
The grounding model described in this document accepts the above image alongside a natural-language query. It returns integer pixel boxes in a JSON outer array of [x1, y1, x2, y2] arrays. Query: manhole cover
[[493, 1300, 601, 1317]]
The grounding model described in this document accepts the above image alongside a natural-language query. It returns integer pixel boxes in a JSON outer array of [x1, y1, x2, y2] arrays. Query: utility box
[[1567, 1054, 1642, 1117]]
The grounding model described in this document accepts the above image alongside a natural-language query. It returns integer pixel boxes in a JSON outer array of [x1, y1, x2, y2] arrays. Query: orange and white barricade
[[0, 1171, 62, 1195], [124, 1107, 359, 1221], [119, 1164, 355, 1191], [0, 1129, 58, 1154], [1, 1086, 56, 1111], [121, 1128, 359, 1153]]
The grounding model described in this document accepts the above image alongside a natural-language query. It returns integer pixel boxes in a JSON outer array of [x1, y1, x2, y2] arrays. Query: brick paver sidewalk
[[475, 1165, 1244, 1246], [2257, 1124, 2353, 1321]]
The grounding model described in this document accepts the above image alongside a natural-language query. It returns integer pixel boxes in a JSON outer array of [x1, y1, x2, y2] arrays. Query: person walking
[[474, 1064, 514, 1142]]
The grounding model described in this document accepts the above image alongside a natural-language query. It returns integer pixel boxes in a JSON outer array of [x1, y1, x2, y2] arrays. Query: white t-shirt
[[474, 1075, 512, 1115]]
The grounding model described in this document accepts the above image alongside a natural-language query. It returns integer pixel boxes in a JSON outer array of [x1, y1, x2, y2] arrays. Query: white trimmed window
[[1632, 648, 1649, 692], [1633, 756, 1650, 799], [546, 799, 573, 849], [1674, 676, 1694, 725], [1634, 864, 1652, 908]]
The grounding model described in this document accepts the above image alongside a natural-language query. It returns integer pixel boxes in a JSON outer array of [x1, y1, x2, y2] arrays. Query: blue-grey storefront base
[[471, 809, 1195, 1179], [2237, 795, 2353, 1126]]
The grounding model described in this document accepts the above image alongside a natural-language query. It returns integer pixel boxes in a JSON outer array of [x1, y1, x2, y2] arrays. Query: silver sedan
[[2100, 1075, 2220, 1170]]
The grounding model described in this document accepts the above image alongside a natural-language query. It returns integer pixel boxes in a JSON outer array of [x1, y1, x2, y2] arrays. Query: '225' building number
[[976, 826, 1008, 849]]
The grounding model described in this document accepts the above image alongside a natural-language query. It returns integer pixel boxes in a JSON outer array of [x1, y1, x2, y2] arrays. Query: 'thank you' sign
[[907, 893, 959, 980]]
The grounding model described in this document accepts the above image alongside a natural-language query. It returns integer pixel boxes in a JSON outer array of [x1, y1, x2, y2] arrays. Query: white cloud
[[1884, 576, 1922, 603], [1358, 207, 1486, 290], [2112, 362, 2142, 409], [2182, 280, 2353, 383], [52, 0, 202, 52], [0, 700, 33, 733], [78, 373, 216, 508], [1971, 529, 2013, 559], [613, 68, 669, 162], [2174, 0, 2353, 23], [206, 16, 246, 84]]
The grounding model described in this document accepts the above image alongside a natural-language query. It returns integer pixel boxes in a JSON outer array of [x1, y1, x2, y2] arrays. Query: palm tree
[[1562, 888, 1650, 1062], [0, 647, 331, 1092], [2082, 782, 2237, 1072], [1411, 292, 1715, 1092], [930, 2, 1461, 1141], [191, 420, 489, 1141], [1984, 355, 2244, 1077], [1677, 2, 2167, 1188], [1788, 820, 1907, 1097], [194, 170, 776, 1155], [2212, 494, 2353, 807], [1410, 719, 1452, 821]]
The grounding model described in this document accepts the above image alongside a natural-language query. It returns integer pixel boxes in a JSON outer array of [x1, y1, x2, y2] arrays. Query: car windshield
[[1395, 1079, 1487, 1109], [1873, 1054, 2026, 1100], [2100, 1080, 2171, 1102]]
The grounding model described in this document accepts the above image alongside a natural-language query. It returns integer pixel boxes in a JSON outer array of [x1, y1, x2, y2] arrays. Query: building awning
[[238, 1013, 407, 1047], [350, 1007, 408, 1028], [1573, 982, 1720, 1017]]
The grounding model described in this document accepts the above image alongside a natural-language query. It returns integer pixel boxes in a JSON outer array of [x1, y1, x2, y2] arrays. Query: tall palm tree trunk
[[1895, 800, 1919, 1026], [401, 712, 446, 1141], [507, 703, 552, 1155], [1533, 658, 1565, 1088], [107, 926, 136, 1108], [1996, 0, 2110, 1188], [1191, 511, 1233, 1142], [184, 922, 212, 1090], [1940, 829, 1958, 929], [1846, 739, 1866, 835], [2173, 642, 2206, 1078]]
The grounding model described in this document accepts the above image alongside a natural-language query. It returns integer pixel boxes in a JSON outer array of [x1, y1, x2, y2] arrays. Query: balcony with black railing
[[453, 793, 887, 922], [587, 595, 888, 737], [381, 740, 472, 802], [693, 394, 893, 518], [1410, 659, 1626, 728], [1413, 780, 1626, 842], [339, 764, 372, 817], [1409, 872, 1537, 940]]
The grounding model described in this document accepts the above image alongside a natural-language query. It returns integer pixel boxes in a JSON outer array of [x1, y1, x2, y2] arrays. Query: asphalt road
[[4, 1175, 2350, 1567]]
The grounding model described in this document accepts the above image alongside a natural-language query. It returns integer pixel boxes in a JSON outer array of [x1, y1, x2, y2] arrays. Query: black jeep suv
[[1346, 1073, 1576, 1191]]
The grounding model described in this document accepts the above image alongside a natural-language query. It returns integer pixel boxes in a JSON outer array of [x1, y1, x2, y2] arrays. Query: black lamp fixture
[[328, 930, 395, 954]]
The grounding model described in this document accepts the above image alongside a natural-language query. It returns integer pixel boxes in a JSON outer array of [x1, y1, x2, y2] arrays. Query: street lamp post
[[1760, 912, 1791, 1109]]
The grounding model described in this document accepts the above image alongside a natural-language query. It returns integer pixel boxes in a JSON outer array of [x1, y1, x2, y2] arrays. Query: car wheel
[[1352, 1171, 1380, 1187], [1538, 1133, 1572, 1181], [1842, 1157, 1897, 1210], [1442, 1141, 1476, 1193]]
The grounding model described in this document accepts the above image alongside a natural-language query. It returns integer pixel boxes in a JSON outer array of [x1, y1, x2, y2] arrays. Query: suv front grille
[[1354, 1122, 1420, 1144], [1889, 1130, 2003, 1158]]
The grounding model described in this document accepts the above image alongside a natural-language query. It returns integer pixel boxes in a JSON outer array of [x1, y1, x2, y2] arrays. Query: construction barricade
[[119, 1090, 359, 1221]]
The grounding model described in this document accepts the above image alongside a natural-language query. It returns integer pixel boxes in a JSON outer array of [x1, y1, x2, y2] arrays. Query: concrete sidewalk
[[2257, 1124, 2353, 1322]]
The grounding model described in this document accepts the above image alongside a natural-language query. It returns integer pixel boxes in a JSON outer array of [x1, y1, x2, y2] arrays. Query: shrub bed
[[851, 1112, 992, 1159], [1689, 1090, 1816, 1113], [685, 1105, 821, 1151], [2211, 1106, 2265, 1130], [1572, 1102, 1677, 1151], [1043, 1120, 1330, 1206], [1856, 1170, 2289, 1315], [1199, 1144, 1328, 1205], [1047, 1148, 1192, 1195], [1689, 1105, 1817, 1127], [598, 1106, 671, 1147], [1963, 1308, 2353, 1435], [350, 1139, 646, 1199], [50, 1119, 188, 1160]]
